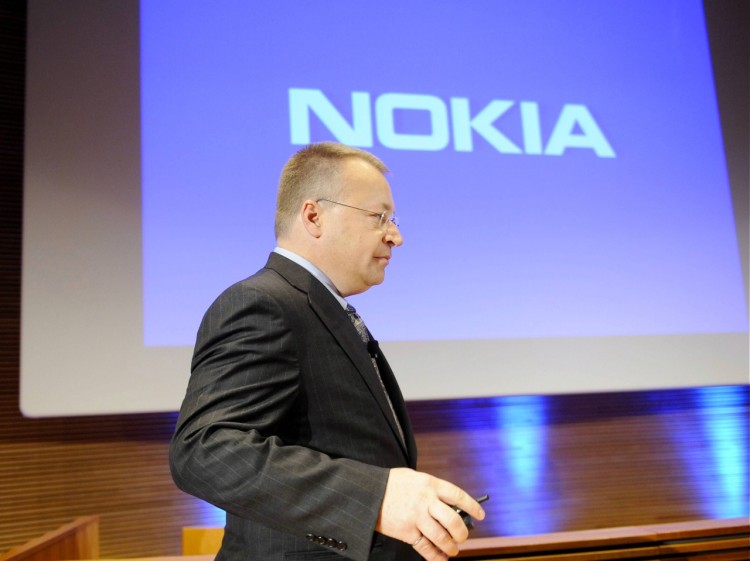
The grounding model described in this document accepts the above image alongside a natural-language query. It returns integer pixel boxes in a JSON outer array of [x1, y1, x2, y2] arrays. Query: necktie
[[346, 305, 406, 447]]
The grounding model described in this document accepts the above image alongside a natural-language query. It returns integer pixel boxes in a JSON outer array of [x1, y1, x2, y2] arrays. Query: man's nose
[[384, 222, 403, 247]]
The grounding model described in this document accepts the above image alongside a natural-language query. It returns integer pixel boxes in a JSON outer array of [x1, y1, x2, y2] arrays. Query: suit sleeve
[[169, 281, 389, 561]]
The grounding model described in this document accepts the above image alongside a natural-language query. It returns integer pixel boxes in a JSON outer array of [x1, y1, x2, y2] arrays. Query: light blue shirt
[[273, 247, 349, 309]]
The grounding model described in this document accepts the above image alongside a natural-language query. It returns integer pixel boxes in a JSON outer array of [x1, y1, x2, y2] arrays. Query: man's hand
[[375, 468, 486, 561]]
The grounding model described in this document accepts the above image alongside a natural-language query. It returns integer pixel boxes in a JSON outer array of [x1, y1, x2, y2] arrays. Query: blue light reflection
[[693, 386, 749, 519], [658, 385, 749, 520], [492, 395, 556, 535]]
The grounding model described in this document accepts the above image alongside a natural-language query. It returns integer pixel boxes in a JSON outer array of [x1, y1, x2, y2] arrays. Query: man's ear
[[301, 200, 323, 238]]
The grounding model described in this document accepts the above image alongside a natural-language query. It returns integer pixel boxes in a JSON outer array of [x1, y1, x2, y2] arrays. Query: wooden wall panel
[[0, 3, 207, 558]]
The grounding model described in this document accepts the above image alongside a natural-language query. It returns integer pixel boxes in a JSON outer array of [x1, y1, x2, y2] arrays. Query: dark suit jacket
[[170, 253, 420, 561]]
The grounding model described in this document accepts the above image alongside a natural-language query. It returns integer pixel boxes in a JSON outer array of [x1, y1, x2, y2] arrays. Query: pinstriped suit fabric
[[170, 253, 419, 561]]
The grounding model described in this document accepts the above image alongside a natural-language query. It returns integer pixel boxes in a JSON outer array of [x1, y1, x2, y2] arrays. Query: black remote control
[[454, 494, 489, 530]]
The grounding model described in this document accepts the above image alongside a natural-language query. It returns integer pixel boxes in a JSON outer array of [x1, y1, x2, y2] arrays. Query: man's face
[[318, 158, 403, 297]]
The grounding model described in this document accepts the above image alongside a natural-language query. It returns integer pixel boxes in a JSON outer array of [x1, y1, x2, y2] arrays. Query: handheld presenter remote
[[455, 494, 489, 530]]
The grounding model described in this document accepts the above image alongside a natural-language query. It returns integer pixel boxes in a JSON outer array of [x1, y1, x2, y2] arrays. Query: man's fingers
[[376, 468, 487, 557], [428, 500, 469, 543], [419, 506, 461, 557], [413, 533, 449, 561], [435, 481, 486, 523]]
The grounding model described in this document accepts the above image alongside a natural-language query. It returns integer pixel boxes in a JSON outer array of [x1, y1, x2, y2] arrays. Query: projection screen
[[21, 0, 748, 416]]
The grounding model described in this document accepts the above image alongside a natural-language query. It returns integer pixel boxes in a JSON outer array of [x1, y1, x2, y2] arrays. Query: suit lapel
[[372, 352, 418, 467], [266, 253, 413, 463], [307, 281, 412, 462]]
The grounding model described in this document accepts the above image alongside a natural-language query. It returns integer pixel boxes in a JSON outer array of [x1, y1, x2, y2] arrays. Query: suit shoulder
[[220, 266, 292, 297], [202, 266, 304, 319]]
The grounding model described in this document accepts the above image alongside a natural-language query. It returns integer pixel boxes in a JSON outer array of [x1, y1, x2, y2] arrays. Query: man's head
[[275, 142, 403, 296], [275, 142, 389, 239]]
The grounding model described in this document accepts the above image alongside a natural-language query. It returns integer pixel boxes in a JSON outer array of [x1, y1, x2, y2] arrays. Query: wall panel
[[0, 3, 209, 557]]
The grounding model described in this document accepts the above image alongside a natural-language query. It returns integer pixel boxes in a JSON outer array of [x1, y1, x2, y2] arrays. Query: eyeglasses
[[316, 198, 400, 230]]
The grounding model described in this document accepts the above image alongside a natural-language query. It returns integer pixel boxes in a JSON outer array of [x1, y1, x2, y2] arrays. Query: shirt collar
[[273, 247, 348, 309]]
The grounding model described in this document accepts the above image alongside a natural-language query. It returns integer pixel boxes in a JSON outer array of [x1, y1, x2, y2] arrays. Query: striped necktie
[[346, 304, 405, 447]]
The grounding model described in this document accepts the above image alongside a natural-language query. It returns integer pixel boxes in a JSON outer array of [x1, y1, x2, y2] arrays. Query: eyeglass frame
[[315, 198, 400, 230]]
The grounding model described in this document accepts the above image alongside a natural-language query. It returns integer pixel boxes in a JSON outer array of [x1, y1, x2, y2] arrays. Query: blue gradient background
[[141, 0, 746, 346]]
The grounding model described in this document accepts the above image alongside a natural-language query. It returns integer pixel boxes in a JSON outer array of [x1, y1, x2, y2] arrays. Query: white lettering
[[520, 101, 543, 155], [451, 98, 521, 153], [545, 104, 616, 157], [288, 88, 615, 158], [289, 88, 373, 146], [375, 93, 449, 151]]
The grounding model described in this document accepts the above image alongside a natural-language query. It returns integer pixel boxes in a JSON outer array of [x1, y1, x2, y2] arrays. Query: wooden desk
[[172, 518, 748, 560], [458, 517, 750, 560], [0, 516, 99, 561], [87, 557, 214, 561]]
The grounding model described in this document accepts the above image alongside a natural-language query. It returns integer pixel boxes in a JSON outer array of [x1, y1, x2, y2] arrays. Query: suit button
[[337, 542, 347, 551], [305, 534, 315, 542], [326, 538, 336, 548]]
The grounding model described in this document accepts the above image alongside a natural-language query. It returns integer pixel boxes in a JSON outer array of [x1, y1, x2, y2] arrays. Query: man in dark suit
[[169, 142, 485, 561]]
